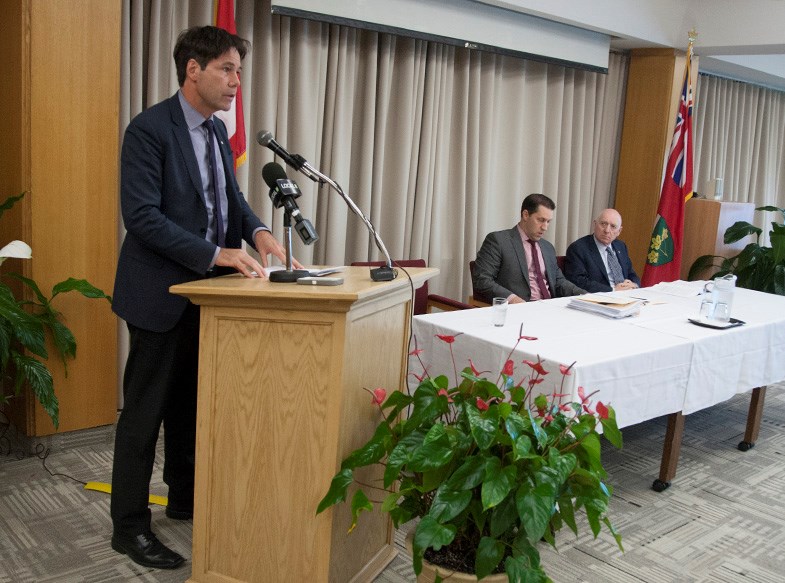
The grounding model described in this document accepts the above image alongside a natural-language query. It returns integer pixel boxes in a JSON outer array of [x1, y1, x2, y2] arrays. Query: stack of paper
[[567, 294, 644, 319]]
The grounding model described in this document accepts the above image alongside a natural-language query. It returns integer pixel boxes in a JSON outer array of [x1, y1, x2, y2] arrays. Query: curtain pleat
[[695, 74, 785, 243]]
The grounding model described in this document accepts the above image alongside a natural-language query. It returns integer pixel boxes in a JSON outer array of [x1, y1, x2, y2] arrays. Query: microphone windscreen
[[256, 130, 273, 147], [262, 162, 287, 189]]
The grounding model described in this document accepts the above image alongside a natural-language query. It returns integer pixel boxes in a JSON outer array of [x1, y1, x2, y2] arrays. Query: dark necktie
[[528, 240, 551, 299], [606, 246, 624, 286], [203, 119, 226, 247]]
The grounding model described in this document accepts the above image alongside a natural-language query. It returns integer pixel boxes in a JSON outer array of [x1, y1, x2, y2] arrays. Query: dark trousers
[[110, 303, 200, 535]]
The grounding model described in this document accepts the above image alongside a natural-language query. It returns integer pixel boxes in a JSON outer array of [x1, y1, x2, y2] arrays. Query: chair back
[[468, 260, 491, 306], [556, 255, 566, 272], [350, 259, 428, 315]]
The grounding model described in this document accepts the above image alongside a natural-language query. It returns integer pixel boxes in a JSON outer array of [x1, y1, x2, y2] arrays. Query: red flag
[[214, 0, 247, 170], [641, 45, 694, 286]]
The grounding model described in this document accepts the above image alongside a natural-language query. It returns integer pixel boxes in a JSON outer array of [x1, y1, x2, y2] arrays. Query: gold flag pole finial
[[688, 28, 698, 49]]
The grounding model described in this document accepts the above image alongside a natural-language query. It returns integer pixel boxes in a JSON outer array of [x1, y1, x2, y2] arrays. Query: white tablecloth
[[411, 284, 785, 429]]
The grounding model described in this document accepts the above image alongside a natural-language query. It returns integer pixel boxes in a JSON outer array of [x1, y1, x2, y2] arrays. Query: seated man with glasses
[[564, 208, 640, 292]]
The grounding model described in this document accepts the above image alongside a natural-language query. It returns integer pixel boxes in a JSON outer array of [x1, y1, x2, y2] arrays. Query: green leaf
[[403, 382, 446, 432], [0, 192, 25, 221], [724, 220, 761, 244], [0, 286, 48, 358], [428, 487, 472, 522], [380, 491, 401, 513], [490, 491, 518, 537], [579, 432, 603, 473], [341, 422, 393, 469], [533, 394, 548, 410], [482, 458, 517, 510], [603, 515, 624, 551], [512, 434, 535, 460], [527, 409, 548, 448], [600, 407, 623, 448], [516, 481, 555, 543], [505, 411, 527, 440], [444, 454, 485, 491], [465, 402, 498, 450], [51, 277, 112, 302], [408, 424, 454, 472], [13, 353, 57, 427], [548, 450, 577, 486], [383, 430, 425, 488], [475, 536, 505, 580], [316, 468, 353, 514], [349, 489, 373, 533], [557, 495, 578, 535], [505, 555, 548, 583], [412, 516, 456, 575]]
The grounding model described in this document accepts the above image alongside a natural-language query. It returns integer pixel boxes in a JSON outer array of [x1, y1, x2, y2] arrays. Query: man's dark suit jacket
[[473, 227, 585, 302], [113, 93, 265, 333], [564, 234, 640, 293]]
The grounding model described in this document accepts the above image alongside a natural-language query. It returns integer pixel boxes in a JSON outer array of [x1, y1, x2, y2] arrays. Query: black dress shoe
[[111, 531, 185, 569], [165, 505, 193, 520]]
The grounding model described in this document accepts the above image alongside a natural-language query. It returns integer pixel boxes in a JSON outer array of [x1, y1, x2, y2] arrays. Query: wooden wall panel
[[2, 0, 120, 436]]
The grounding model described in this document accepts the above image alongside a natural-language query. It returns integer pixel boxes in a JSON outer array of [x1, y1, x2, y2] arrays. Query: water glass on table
[[492, 297, 508, 327]]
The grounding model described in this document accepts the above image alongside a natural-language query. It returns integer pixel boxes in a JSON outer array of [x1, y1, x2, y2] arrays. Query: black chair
[[468, 260, 491, 306]]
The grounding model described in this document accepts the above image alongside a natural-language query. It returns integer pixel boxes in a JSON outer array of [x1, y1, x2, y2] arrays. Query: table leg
[[653, 412, 685, 492], [738, 386, 767, 452]]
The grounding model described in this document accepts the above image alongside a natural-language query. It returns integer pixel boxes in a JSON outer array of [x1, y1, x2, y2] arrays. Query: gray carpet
[[1, 384, 784, 583]]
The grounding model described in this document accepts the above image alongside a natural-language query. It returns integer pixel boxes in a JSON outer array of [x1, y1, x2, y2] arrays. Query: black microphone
[[257, 131, 304, 171], [262, 162, 318, 245]]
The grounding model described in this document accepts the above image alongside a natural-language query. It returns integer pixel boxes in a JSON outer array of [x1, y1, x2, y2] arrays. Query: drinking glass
[[699, 299, 715, 320], [491, 297, 508, 327]]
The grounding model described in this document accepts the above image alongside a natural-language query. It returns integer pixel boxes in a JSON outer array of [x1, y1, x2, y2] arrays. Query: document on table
[[566, 294, 644, 318], [650, 280, 705, 297]]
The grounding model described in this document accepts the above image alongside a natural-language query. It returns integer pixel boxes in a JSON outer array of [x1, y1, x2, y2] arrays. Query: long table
[[411, 283, 785, 490]]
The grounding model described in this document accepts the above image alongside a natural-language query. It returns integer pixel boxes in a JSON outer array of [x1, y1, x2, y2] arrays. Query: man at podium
[[109, 26, 296, 570]]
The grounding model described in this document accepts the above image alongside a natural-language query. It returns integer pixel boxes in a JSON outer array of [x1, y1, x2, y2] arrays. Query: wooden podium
[[171, 266, 438, 583], [680, 198, 754, 280]]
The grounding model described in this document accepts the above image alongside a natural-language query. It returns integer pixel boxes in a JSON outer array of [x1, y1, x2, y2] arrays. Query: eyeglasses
[[596, 220, 620, 231]]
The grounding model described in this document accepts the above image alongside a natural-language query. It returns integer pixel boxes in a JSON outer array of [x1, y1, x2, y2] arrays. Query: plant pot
[[405, 531, 509, 583]]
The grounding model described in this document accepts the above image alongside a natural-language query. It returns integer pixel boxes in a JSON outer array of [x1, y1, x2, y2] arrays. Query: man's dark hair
[[173, 26, 251, 86], [521, 193, 556, 215]]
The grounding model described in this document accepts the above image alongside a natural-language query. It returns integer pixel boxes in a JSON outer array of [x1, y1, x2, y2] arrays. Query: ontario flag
[[641, 46, 694, 286], [213, 0, 247, 170]]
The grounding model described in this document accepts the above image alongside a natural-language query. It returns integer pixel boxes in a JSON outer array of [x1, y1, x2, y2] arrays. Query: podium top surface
[[170, 265, 439, 309]]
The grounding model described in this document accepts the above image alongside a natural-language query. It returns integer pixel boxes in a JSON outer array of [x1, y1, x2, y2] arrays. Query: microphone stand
[[293, 156, 396, 282], [269, 210, 310, 283]]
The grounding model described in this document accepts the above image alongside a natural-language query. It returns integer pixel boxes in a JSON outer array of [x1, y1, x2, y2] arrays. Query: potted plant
[[688, 205, 785, 295], [318, 330, 623, 582], [0, 192, 111, 429]]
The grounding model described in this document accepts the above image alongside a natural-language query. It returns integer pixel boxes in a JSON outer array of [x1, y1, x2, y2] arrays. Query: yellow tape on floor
[[84, 481, 168, 507]]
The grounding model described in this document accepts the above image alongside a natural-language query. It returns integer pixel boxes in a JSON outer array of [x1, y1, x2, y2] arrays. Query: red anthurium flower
[[520, 335, 539, 341], [578, 386, 587, 402], [551, 392, 569, 398], [436, 333, 462, 344], [529, 378, 545, 385], [582, 403, 595, 415], [523, 359, 548, 376], [371, 388, 387, 405], [559, 363, 573, 376], [409, 348, 424, 356], [411, 372, 426, 382], [469, 359, 481, 376], [596, 401, 609, 419], [559, 403, 572, 412], [502, 359, 514, 376], [544, 414, 554, 422], [476, 397, 489, 411], [437, 388, 454, 403]]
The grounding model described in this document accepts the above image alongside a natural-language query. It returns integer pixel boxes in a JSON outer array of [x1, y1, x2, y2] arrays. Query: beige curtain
[[694, 74, 785, 242], [121, 0, 629, 301]]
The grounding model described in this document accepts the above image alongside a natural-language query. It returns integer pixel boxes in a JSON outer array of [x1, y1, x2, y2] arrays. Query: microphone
[[257, 131, 304, 171], [262, 162, 318, 245]]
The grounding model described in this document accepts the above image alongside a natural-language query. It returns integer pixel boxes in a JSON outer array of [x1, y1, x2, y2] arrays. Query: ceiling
[[476, 0, 785, 90]]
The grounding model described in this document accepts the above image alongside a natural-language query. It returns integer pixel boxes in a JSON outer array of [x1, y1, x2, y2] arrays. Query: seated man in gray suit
[[564, 208, 640, 292], [473, 193, 585, 303]]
